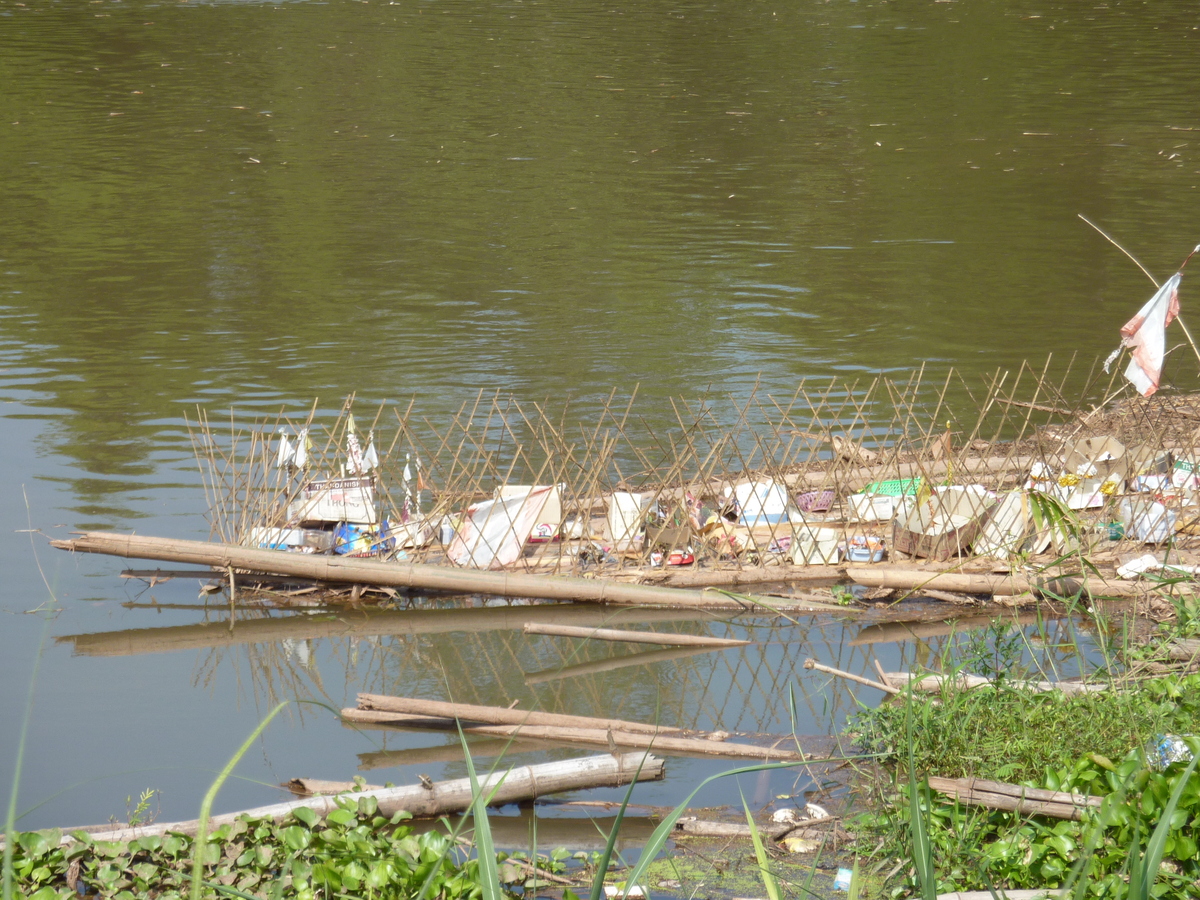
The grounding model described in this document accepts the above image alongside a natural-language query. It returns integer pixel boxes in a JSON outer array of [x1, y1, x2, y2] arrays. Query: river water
[[1, 0, 1197, 833]]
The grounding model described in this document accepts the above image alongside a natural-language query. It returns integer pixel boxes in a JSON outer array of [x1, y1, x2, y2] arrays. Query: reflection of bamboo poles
[[522, 623, 751, 648], [524, 645, 730, 684], [356, 737, 573, 769], [57, 604, 725, 657], [850, 611, 1053, 645]]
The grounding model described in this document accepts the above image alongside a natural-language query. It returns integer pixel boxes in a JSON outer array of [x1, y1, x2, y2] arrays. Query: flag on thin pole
[[1105, 273, 1181, 397]]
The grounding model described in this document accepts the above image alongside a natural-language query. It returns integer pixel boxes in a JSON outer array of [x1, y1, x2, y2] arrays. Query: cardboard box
[[290, 476, 378, 525]]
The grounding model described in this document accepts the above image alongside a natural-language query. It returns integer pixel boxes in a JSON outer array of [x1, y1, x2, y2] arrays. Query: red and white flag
[[1105, 273, 1181, 397]]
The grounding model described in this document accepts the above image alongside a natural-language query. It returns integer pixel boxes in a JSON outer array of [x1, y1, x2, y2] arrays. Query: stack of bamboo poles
[[341, 693, 805, 761]]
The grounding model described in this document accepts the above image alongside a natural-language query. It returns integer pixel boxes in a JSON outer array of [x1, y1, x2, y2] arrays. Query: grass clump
[[851, 673, 1200, 784], [850, 673, 1200, 898]]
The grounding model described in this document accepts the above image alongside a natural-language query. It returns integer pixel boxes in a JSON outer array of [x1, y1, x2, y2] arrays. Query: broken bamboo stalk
[[926, 775, 1101, 821], [341, 709, 803, 761], [51, 532, 846, 612], [356, 693, 684, 735], [846, 566, 1155, 600], [522, 623, 750, 648], [803, 658, 900, 695], [42, 753, 665, 845], [884, 672, 1109, 695]]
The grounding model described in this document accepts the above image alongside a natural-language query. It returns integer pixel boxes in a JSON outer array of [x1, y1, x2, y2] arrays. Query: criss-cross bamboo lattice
[[188, 355, 1200, 575]]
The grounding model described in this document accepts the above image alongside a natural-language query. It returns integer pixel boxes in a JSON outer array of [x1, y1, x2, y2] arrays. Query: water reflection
[[55, 588, 1099, 809]]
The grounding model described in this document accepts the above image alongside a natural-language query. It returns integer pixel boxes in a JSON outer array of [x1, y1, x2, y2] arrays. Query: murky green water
[[1, 0, 1194, 832]]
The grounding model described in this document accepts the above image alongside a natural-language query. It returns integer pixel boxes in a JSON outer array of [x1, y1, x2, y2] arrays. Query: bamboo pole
[[37, 753, 665, 845], [355, 693, 684, 735], [340, 710, 804, 761], [635, 565, 844, 588], [845, 566, 1156, 600], [51, 532, 846, 612], [803, 658, 900, 695], [883, 672, 1109, 695], [926, 775, 1101, 821], [522, 623, 751, 648]]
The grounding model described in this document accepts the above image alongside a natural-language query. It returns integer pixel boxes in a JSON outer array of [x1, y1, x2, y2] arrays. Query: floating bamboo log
[[523, 645, 722, 684], [522, 623, 751, 648], [847, 566, 1153, 600], [341, 709, 803, 761], [356, 693, 684, 735], [885, 672, 1109, 695], [52, 532, 847, 612], [925, 775, 1101, 821], [58, 605, 714, 658], [44, 753, 665, 845]]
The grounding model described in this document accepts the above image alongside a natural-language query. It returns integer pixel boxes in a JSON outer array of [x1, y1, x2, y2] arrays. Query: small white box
[[849, 493, 896, 522], [792, 527, 841, 564]]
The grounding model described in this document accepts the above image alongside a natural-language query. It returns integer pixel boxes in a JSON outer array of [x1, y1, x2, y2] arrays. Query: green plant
[[7, 796, 488, 900], [124, 790, 159, 829], [854, 738, 1200, 898]]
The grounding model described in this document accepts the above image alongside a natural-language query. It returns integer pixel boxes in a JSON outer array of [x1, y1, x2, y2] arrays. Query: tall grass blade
[[588, 753, 651, 900], [190, 701, 288, 900], [905, 691, 937, 900], [457, 724, 503, 900], [2, 617, 51, 900], [1129, 746, 1200, 900], [741, 790, 781, 900]]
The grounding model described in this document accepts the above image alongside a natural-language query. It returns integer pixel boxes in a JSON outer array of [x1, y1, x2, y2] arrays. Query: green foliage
[[6, 797, 485, 900], [854, 732, 1200, 897], [852, 673, 1200, 784]]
